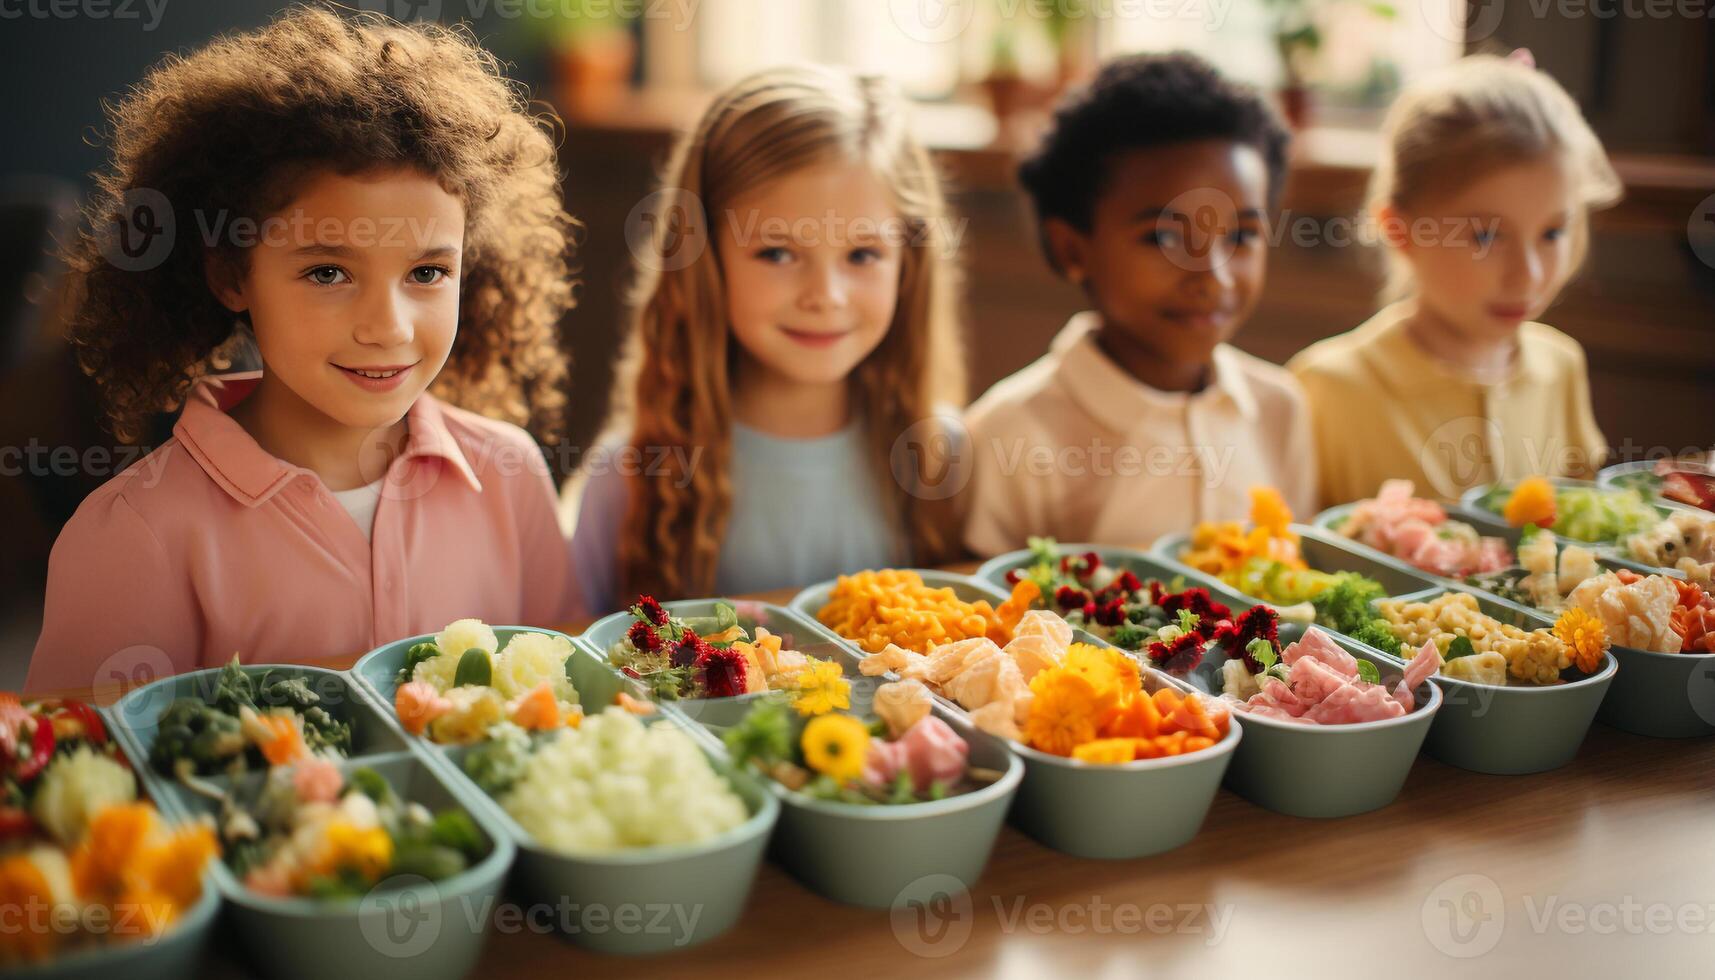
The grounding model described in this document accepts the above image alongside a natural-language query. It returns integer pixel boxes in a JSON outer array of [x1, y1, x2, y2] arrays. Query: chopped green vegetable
[[722, 698, 794, 768], [1445, 635, 1478, 660], [397, 641, 442, 684], [462, 723, 533, 796], [1355, 660, 1381, 685], [1347, 619, 1404, 657], [1246, 638, 1278, 671], [1309, 572, 1389, 635], [452, 648, 492, 687]]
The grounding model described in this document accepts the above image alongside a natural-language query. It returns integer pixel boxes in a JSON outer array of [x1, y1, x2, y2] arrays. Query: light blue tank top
[[569, 420, 905, 616]]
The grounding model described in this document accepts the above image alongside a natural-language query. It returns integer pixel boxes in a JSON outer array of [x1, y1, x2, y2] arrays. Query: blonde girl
[[1290, 52, 1622, 506], [567, 65, 966, 611]]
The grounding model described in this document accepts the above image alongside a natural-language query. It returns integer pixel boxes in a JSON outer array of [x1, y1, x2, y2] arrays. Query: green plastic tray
[[14, 710, 224, 980], [1166, 622, 1439, 818], [108, 667, 513, 980], [1369, 586, 1618, 773], [440, 718, 779, 956], [580, 599, 1024, 907], [790, 570, 1241, 859]]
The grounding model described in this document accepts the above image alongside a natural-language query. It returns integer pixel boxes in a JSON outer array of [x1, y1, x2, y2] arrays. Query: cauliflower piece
[[497, 710, 747, 856], [29, 748, 137, 846], [411, 651, 464, 693], [1556, 544, 1600, 593], [1522, 571, 1563, 612], [1567, 572, 1680, 653], [1220, 658, 1262, 700], [1519, 530, 1558, 576], [491, 631, 578, 703], [1443, 651, 1508, 686], [872, 680, 933, 738], [429, 686, 508, 744], [436, 619, 499, 658]]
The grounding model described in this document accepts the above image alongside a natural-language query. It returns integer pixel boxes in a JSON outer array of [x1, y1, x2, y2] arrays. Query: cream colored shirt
[[1287, 304, 1607, 508], [962, 312, 1318, 557]]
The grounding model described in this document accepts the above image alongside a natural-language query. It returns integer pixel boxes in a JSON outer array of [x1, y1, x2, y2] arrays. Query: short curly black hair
[[1018, 52, 1291, 242]]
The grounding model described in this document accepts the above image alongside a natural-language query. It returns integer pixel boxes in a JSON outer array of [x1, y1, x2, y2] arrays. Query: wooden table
[[70, 578, 1715, 978]]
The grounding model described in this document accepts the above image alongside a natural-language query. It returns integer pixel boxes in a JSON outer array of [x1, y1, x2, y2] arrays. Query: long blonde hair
[[1369, 54, 1622, 303], [609, 65, 967, 601]]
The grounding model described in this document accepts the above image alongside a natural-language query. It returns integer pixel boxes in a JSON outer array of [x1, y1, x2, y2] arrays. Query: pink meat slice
[[1302, 681, 1407, 724], [1282, 628, 1359, 678], [1391, 639, 1441, 712]]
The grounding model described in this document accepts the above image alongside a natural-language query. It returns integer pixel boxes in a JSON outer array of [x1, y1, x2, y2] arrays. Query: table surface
[[62, 573, 1715, 979]]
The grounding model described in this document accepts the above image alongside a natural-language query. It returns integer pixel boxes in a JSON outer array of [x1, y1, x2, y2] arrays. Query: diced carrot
[[509, 683, 561, 731], [1152, 687, 1180, 715], [1183, 736, 1215, 754], [1131, 737, 1165, 760], [394, 681, 449, 737], [255, 714, 306, 767], [615, 691, 656, 715]]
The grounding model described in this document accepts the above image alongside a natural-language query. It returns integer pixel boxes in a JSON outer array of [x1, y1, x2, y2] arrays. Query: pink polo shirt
[[26, 374, 576, 694]]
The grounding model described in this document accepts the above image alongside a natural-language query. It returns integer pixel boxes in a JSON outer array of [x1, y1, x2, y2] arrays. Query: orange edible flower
[[1503, 476, 1557, 529]]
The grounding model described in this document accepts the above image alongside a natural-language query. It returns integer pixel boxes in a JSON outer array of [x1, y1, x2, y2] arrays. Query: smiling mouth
[[334, 364, 414, 379], [780, 327, 851, 345]]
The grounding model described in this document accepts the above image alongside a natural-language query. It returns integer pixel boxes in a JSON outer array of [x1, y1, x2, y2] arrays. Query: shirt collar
[[174, 372, 483, 507], [1048, 311, 1259, 434], [1362, 303, 1548, 390]]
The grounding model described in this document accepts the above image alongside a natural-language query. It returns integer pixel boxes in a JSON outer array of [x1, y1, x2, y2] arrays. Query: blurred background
[[0, 0, 1711, 686]]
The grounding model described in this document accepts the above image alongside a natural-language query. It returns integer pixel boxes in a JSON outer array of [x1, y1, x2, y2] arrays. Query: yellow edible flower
[[790, 659, 851, 717], [801, 714, 870, 782]]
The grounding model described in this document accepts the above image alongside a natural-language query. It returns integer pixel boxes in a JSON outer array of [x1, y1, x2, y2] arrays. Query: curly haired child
[[963, 53, 1313, 556], [29, 8, 578, 691]]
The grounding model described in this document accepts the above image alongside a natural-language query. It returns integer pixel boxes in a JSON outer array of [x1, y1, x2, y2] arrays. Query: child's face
[[1391, 156, 1576, 343], [214, 168, 464, 431], [1050, 140, 1270, 369], [717, 161, 903, 388]]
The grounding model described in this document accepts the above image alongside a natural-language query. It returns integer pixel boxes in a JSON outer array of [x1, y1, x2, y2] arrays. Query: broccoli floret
[[1347, 619, 1403, 657], [1107, 623, 1149, 651], [1310, 573, 1389, 635]]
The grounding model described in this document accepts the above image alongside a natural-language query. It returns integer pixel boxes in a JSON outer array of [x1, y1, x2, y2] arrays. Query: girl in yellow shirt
[[1290, 52, 1619, 507]]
